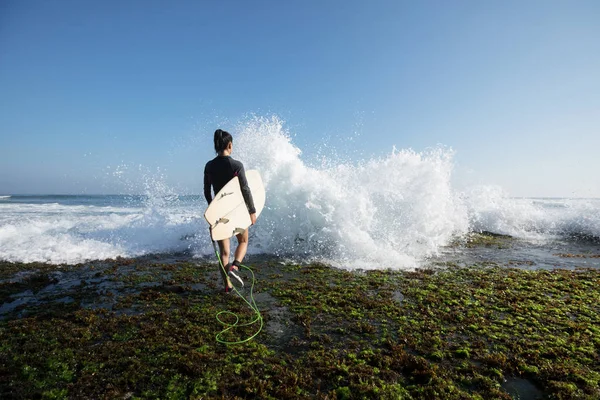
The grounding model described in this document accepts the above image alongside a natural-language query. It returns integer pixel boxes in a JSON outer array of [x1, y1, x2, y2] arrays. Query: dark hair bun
[[214, 129, 233, 153]]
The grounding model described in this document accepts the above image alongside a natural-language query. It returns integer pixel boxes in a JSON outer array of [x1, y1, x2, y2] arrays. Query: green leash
[[211, 236, 263, 345]]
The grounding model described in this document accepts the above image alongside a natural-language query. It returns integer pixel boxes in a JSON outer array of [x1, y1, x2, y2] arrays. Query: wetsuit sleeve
[[203, 164, 213, 204], [235, 163, 256, 214]]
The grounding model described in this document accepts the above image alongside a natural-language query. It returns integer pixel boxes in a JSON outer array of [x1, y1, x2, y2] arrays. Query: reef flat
[[1, 256, 599, 399]]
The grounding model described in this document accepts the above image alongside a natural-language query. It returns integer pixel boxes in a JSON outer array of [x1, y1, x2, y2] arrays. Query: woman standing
[[204, 129, 257, 293]]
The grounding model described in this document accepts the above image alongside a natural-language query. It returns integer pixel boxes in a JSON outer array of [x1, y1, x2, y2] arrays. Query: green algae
[[464, 231, 514, 249], [1, 259, 599, 399], [447, 231, 514, 250]]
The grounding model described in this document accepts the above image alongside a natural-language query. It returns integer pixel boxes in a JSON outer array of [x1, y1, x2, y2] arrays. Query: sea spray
[[463, 185, 600, 241], [0, 202, 130, 264], [233, 116, 469, 269], [0, 168, 202, 264], [96, 164, 206, 257], [1, 116, 599, 266]]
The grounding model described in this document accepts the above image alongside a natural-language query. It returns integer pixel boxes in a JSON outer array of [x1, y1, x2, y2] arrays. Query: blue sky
[[1, 0, 599, 197]]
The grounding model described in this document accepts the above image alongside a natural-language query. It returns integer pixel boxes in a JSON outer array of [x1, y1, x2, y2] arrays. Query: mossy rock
[[1, 260, 599, 399]]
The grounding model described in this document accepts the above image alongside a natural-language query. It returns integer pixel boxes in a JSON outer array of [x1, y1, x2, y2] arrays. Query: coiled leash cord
[[212, 239, 263, 344]]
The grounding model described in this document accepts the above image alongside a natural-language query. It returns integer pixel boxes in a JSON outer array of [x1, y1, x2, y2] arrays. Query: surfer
[[204, 129, 257, 293]]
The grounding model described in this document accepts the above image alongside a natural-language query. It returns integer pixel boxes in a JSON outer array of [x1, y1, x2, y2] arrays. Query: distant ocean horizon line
[[2, 194, 599, 201], [0, 194, 203, 197]]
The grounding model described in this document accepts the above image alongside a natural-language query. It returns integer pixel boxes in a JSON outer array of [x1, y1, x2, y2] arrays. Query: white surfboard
[[204, 170, 265, 241]]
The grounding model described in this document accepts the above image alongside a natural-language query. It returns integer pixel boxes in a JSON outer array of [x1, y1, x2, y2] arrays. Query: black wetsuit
[[204, 155, 256, 214]]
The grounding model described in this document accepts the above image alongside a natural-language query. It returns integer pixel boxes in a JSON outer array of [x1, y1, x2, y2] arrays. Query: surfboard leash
[[211, 236, 264, 345]]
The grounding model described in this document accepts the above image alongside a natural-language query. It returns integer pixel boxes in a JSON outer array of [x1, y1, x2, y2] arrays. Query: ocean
[[1, 121, 599, 269]]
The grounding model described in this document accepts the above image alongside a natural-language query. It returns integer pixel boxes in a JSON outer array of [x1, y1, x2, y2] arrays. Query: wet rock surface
[[1, 249, 600, 399]]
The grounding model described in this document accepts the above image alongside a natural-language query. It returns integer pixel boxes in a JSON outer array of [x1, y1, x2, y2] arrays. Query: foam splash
[[233, 116, 468, 269], [0, 169, 204, 264], [1, 115, 599, 267], [463, 185, 600, 240]]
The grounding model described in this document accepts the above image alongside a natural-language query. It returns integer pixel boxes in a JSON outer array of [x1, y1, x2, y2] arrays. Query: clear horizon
[[1, 1, 599, 198]]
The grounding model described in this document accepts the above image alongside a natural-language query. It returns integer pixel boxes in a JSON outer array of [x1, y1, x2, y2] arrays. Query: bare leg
[[218, 238, 231, 288], [233, 229, 249, 266]]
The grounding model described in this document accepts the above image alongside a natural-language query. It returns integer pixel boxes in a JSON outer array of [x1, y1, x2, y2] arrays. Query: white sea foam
[[463, 186, 600, 240], [0, 201, 204, 264], [1, 116, 599, 267], [232, 116, 469, 269]]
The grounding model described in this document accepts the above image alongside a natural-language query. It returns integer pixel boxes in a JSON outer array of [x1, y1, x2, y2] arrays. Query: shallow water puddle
[[502, 377, 543, 400], [0, 292, 36, 316], [392, 290, 404, 304], [253, 291, 303, 347]]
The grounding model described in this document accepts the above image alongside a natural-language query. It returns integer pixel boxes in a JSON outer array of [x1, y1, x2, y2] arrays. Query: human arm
[[203, 165, 213, 204], [235, 164, 256, 215]]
